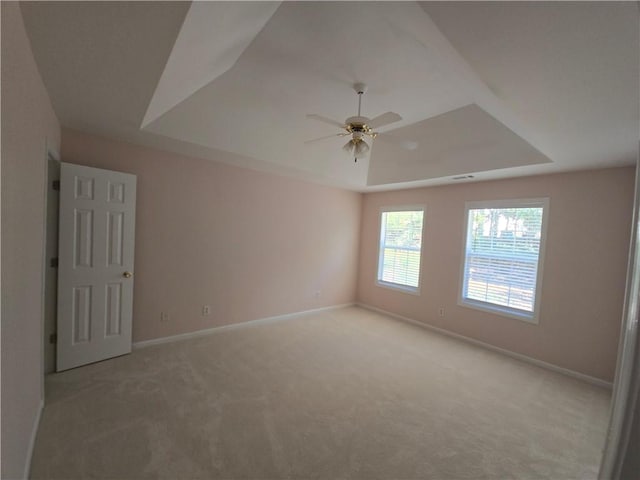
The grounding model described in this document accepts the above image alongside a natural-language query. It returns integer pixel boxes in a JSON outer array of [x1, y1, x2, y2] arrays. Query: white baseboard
[[24, 398, 44, 479], [133, 303, 355, 349], [357, 303, 613, 389]]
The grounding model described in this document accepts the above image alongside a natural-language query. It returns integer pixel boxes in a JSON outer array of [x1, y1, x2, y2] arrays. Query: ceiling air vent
[[453, 175, 475, 180]]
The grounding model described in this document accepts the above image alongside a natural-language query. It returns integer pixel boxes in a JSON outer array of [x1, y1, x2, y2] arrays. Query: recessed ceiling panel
[[141, 1, 282, 127], [143, 1, 479, 187], [367, 104, 552, 186], [421, 1, 639, 170], [19, 1, 638, 191], [20, 1, 190, 131]]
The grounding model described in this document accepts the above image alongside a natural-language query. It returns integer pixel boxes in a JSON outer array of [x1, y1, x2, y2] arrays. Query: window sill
[[458, 298, 539, 324], [376, 280, 421, 296]]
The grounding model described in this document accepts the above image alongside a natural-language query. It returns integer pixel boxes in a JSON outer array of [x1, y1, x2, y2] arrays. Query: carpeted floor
[[31, 306, 611, 479]]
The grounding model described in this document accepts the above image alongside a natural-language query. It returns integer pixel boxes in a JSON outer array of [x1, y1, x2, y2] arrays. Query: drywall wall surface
[[357, 167, 635, 382], [60, 128, 361, 342], [1, 2, 61, 478]]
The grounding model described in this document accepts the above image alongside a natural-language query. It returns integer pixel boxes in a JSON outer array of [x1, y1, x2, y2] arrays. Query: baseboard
[[24, 398, 44, 479], [357, 303, 613, 389], [133, 303, 355, 349]]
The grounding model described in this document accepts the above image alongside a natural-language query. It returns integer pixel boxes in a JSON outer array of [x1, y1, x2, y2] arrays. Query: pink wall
[[61, 129, 361, 342], [357, 167, 635, 382], [60, 127, 634, 382], [1, 2, 61, 478]]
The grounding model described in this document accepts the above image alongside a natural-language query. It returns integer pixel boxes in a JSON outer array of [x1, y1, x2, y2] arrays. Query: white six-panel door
[[57, 163, 137, 371]]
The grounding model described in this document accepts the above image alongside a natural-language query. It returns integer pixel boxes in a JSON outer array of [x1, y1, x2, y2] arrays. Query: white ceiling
[[21, 1, 639, 192], [367, 104, 551, 186], [141, 1, 281, 128]]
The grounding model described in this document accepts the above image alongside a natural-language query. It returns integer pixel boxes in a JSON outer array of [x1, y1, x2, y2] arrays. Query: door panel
[[57, 163, 136, 371]]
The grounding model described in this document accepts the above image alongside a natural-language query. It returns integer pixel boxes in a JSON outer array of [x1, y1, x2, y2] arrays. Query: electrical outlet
[[202, 305, 211, 316], [160, 312, 169, 322], [438, 307, 445, 317]]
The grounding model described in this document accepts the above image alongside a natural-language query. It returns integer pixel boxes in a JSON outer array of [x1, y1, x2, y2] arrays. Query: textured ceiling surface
[[21, 1, 639, 191]]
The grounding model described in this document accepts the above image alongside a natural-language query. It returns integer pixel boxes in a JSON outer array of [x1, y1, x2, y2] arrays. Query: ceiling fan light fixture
[[354, 138, 370, 157], [342, 138, 370, 158], [306, 83, 414, 161], [342, 139, 354, 154]]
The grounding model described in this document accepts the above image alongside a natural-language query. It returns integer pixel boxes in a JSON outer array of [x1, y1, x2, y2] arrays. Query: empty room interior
[[3, 1, 640, 479]]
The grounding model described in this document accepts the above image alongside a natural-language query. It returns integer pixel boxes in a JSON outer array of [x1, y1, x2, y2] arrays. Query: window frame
[[376, 205, 426, 295], [457, 198, 550, 324]]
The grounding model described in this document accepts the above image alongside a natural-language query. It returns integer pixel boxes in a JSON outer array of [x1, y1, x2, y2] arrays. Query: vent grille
[[453, 175, 475, 180]]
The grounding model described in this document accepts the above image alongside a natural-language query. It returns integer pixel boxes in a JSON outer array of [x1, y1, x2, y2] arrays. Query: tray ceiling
[[21, 1, 638, 191]]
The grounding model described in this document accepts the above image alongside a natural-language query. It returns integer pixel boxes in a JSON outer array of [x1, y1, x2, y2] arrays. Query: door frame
[[40, 144, 60, 393], [599, 157, 640, 478]]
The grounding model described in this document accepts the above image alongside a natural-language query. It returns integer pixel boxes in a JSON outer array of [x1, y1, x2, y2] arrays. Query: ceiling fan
[[305, 83, 418, 162]]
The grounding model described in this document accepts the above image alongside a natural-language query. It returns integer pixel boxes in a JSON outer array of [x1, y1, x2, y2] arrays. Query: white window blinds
[[378, 209, 424, 290], [462, 200, 547, 320]]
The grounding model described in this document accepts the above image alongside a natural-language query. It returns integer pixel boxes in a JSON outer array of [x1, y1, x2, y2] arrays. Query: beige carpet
[[31, 306, 610, 479]]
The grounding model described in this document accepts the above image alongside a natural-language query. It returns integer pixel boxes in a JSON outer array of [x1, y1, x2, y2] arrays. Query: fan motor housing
[[345, 116, 372, 134]]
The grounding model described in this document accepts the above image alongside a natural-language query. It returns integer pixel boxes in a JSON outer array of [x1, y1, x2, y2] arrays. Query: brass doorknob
[[123, 271, 133, 278]]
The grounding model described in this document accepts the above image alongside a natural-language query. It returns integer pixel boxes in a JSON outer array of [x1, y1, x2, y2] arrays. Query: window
[[460, 198, 548, 323], [377, 207, 424, 293]]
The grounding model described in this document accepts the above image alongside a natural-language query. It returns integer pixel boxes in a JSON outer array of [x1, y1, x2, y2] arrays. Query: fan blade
[[376, 133, 418, 151], [306, 114, 346, 129], [367, 112, 402, 129], [304, 133, 348, 145]]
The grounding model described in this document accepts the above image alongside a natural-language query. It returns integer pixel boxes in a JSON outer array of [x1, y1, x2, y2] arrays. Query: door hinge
[[49, 333, 57, 344], [50, 257, 59, 268], [52, 180, 60, 191]]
